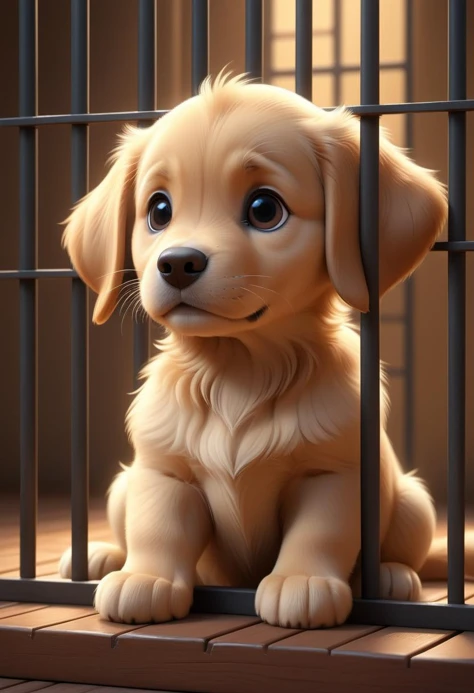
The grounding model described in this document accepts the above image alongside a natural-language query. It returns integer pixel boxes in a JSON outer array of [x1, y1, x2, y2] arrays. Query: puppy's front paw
[[256, 574, 353, 629], [94, 571, 193, 624], [59, 541, 126, 580]]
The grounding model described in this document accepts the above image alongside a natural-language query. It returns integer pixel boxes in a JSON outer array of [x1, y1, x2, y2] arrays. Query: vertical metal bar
[[295, 0, 312, 100], [70, 0, 90, 582], [359, 0, 380, 600], [403, 0, 415, 470], [192, 0, 209, 95], [134, 0, 155, 387], [447, 0, 466, 605], [19, 0, 38, 579], [245, 0, 263, 81], [333, 0, 342, 105]]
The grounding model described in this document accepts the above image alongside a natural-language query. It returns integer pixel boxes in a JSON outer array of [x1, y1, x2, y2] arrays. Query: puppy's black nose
[[157, 247, 208, 290]]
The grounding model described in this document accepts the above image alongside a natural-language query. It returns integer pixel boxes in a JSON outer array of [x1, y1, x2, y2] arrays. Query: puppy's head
[[63, 73, 447, 337]]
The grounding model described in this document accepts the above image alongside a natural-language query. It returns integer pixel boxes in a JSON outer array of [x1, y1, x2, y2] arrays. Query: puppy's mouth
[[163, 303, 268, 323]]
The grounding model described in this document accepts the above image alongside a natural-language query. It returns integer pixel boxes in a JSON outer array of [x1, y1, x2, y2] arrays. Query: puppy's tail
[[418, 531, 474, 580]]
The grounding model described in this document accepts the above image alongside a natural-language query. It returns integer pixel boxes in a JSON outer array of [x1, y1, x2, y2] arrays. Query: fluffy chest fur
[[126, 321, 372, 479]]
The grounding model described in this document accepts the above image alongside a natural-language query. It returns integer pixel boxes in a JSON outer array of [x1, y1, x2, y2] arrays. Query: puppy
[[59, 72, 453, 628]]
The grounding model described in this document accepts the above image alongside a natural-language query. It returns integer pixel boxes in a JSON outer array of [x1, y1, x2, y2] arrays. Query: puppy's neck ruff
[[156, 292, 349, 419], [128, 292, 363, 479]]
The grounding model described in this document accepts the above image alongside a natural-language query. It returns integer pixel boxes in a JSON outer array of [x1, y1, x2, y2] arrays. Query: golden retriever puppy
[[59, 72, 449, 628]]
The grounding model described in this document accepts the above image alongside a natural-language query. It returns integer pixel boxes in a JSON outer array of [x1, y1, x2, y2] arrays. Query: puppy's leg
[[59, 470, 128, 580], [379, 471, 436, 601], [94, 467, 212, 624], [256, 472, 360, 629]]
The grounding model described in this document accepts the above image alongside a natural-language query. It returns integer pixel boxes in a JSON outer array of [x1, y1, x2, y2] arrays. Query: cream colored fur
[[59, 73, 455, 628]]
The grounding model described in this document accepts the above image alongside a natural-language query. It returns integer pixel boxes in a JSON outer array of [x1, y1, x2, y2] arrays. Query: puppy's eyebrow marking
[[140, 160, 173, 191], [240, 150, 298, 183]]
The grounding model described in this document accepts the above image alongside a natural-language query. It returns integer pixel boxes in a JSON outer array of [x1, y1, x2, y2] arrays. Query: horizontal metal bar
[[192, 586, 257, 616], [0, 269, 78, 279], [2, 579, 474, 630], [432, 241, 474, 252], [0, 110, 167, 127], [349, 598, 474, 631], [0, 578, 98, 606], [350, 100, 474, 116], [0, 244, 471, 282], [273, 61, 409, 76], [2, 99, 474, 129]]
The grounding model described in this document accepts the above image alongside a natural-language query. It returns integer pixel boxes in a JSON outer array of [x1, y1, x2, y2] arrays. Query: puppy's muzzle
[[157, 247, 208, 290]]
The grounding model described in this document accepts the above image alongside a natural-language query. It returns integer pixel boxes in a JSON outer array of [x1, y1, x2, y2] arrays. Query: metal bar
[[134, 0, 155, 387], [2, 577, 474, 631], [245, 0, 263, 81], [192, 0, 209, 95], [403, 0, 415, 470], [359, 0, 381, 600], [333, 0, 342, 104], [349, 599, 474, 631], [2, 99, 474, 129], [447, 0, 466, 606], [432, 241, 474, 252], [274, 60, 411, 78], [19, 0, 38, 580], [295, 0, 312, 100], [0, 242, 471, 280], [70, 0, 90, 582], [0, 270, 79, 280]]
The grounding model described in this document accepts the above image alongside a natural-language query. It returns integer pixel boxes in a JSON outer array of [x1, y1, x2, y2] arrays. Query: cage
[[0, 0, 474, 691]]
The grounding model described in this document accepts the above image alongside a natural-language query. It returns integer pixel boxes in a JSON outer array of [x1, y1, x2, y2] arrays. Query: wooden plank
[[46, 686, 97, 693], [0, 604, 50, 620], [408, 632, 474, 692], [420, 582, 449, 602], [0, 683, 54, 693], [0, 605, 95, 630], [41, 613, 143, 639], [0, 614, 259, 690], [1, 562, 61, 579], [435, 581, 474, 603], [412, 631, 474, 667], [207, 622, 301, 663], [0, 602, 17, 609], [0, 681, 25, 691], [86, 688, 184, 693], [332, 627, 455, 666], [117, 613, 261, 650], [265, 624, 383, 667]]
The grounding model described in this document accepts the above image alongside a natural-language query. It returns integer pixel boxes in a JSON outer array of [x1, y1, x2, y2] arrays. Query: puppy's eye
[[245, 189, 289, 232], [147, 192, 172, 233]]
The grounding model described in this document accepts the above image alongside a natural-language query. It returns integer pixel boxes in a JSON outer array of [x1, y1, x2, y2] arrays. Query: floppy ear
[[309, 109, 448, 312], [62, 125, 149, 324]]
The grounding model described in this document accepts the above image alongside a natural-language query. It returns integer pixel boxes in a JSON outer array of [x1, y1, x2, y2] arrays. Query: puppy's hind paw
[[59, 541, 126, 580], [380, 562, 422, 601], [256, 573, 353, 629]]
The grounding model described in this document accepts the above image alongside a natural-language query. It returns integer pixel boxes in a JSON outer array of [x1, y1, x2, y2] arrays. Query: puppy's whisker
[[120, 289, 144, 334], [248, 283, 295, 314], [117, 285, 141, 314], [132, 296, 146, 323], [228, 274, 272, 280], [239, 286, 274, 317], [103, 277, 140, 296]]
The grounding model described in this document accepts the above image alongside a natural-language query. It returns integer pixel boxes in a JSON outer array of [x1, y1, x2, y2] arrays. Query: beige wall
[[0, 0, 472, 505]]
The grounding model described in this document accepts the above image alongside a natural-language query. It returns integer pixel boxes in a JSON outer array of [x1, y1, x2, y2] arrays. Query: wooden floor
[[0, 497, 474, 693]]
